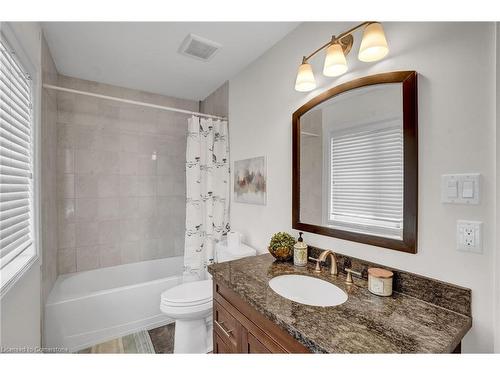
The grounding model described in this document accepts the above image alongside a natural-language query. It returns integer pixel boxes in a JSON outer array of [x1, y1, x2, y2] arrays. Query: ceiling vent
[[179, 33, 221, 62]]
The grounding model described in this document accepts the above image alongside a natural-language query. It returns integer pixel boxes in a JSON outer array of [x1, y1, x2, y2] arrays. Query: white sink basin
[[268, 275, 348, 307]]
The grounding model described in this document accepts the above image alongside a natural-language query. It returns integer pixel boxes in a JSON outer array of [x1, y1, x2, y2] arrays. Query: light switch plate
[[457, 220, 482, 253], [441, 174, 480, 204]]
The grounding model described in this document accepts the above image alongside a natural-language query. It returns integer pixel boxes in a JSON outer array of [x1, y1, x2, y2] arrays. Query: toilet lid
[[161, 279, 212, 306]]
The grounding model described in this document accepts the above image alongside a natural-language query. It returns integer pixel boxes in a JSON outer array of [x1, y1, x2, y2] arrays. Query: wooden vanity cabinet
[[212, 281, 310, 354]]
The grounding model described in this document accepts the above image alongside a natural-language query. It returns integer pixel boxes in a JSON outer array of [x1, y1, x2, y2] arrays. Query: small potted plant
[[268, 232, 295, 261]]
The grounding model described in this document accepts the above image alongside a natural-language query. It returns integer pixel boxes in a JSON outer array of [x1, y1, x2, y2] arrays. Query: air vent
[[179, 33, 221, 62]]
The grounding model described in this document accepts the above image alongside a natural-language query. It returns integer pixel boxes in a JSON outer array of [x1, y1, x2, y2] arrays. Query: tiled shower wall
[[41, 34, 58, 308], [56, 76, 198, 273]]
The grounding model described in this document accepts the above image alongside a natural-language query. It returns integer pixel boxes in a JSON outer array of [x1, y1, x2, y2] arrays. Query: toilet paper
[[227, 231, 242, 250]]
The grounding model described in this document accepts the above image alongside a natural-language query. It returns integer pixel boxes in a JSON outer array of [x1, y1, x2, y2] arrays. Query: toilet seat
[[160, 280, 213, 320]]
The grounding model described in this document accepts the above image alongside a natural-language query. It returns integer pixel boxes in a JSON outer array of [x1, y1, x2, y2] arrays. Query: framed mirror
[[292, 71, 418, 253]]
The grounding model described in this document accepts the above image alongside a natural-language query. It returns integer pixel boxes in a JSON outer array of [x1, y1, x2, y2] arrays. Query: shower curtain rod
[[42, 84, 227, 120]]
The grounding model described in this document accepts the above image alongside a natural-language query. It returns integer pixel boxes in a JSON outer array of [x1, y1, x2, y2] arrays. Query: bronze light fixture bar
[[295, 22, 389, 92]]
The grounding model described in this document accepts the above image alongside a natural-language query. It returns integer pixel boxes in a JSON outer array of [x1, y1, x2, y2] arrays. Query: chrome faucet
[[308, 250, 338, 276]]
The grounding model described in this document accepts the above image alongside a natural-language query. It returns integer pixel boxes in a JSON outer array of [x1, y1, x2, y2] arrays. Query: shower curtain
[[184, 116, 230, 273]]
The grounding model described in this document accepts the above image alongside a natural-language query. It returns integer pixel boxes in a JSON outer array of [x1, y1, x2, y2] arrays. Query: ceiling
[[42, 22, 299, 101]]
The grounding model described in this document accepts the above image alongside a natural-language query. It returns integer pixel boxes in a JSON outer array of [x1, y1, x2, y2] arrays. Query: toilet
[[160, 239, 257, 353]]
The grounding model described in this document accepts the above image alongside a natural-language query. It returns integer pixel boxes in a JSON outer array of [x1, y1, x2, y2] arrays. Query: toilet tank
[[215, 239, 257, 263]]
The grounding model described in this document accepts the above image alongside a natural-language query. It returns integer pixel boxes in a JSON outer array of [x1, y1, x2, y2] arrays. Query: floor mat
[[78, 323, 175, 354], [148, 324, 176, 353]]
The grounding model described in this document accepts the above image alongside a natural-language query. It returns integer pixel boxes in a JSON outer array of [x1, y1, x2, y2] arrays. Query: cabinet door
[[246, 332, 271, 353], [214, 333, 233, 354], [214, 302, 242, 352]]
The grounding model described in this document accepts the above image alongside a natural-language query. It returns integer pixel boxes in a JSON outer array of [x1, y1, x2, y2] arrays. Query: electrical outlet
[[457, 220, 482, 253]]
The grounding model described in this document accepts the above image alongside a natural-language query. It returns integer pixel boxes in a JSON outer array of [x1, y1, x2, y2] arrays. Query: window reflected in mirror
[[300, 83, 403, 239]]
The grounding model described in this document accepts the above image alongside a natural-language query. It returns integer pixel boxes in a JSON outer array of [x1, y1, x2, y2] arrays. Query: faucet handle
[[345, 268, 362, 284], [308, 257, 322, 273]]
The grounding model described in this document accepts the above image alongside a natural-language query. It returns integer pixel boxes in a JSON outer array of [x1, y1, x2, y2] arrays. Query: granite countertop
[[208, 254, 472, 353]]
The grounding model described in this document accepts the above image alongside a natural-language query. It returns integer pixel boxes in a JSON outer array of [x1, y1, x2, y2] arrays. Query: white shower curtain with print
[[184, 116, 230, 274]]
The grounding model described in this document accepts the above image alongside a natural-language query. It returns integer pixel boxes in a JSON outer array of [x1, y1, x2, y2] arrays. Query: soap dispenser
[[293, 232, 308, 267]]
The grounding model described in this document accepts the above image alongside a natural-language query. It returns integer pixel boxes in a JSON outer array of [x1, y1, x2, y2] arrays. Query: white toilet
[[160, 239, 257, 353]]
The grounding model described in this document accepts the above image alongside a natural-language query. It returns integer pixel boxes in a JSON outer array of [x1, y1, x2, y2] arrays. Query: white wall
[[229, 22, 496, 353], [495, 22, 500, 354], [0, 262, 41, 348], [0, 22, 43, 349]]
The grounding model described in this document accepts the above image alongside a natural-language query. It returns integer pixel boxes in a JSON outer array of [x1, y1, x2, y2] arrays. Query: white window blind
[[329, 120, 403, 239], [0, 33, 34, 270]]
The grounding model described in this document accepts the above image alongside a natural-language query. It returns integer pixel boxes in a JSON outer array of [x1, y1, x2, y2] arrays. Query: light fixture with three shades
[[295, 22, 389, 92]]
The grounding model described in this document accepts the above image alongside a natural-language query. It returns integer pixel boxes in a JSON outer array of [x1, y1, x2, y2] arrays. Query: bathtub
[[45, 256, 183, 352]]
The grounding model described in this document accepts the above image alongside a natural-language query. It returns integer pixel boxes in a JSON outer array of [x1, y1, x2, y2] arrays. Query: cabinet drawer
[[214, 333, 234, 354], [214, 301, 240, 350], [247, 332, 271, 353]]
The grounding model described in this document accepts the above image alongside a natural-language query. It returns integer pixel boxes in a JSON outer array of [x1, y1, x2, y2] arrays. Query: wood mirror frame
[[292, 71, 418, 254]]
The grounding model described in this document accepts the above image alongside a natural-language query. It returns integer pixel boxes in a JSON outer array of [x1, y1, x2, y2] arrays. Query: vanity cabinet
[[212, 281, 310, 354]]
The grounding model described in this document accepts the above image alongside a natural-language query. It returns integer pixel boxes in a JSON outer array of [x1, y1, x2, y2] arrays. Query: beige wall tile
[[120, 219, 145, 242], [137, 154, 157, 176], [99, 244, 121, 268], [97, 150, 120, 174], [145, 217, 159, 240], [57, 123, 75, 149], [137, 135, 157, 154], [157, 155, 176, 176], [57, 148, 74, 173], [120, 241, 142, 264], [76, 221, 99, 246], [75, 150, 100, 174], [57, 173, 75, 198], [97, 198, 120, 220], [137, 175, 157, 197], [119, 152, 139, 175], [141, 239, 160, 260], [98, 220, 121, 245], [97, 131, 121, 152], [58, 221, 76, 248], [56, 76, 193, 273], [119, 197, 139, 219], [58, 199, 75, 224], [137, 197, 157, 218], [75, 127, 98, 150], [57, 248, 76, 274], [76, 245, 100, 271], [119, 175, 139, 196], [97, 175, 120, 197], [120, 133, 139, 153], [75, 174, 98, 198], [76, 197, 100, 224], [158, 236, 175, 258]]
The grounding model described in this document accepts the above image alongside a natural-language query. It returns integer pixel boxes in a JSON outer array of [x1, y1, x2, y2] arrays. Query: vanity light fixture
[[295, 58, 316, 92], [294, 22, 389, 92], [323, 42, 348, 77]]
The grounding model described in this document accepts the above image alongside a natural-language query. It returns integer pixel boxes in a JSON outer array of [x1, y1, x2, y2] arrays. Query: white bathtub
[[45, 256, 183, 352]]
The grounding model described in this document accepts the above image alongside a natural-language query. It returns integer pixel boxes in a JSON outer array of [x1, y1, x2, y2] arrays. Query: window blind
[[0, 33, 34, 270], [329, 121, 403, 239]]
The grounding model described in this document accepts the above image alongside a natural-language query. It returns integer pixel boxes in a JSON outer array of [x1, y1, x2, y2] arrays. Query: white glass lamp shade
[[295, 62, 316, 92], [323, 43, 348, 77], [358, 22, 389, 62]]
